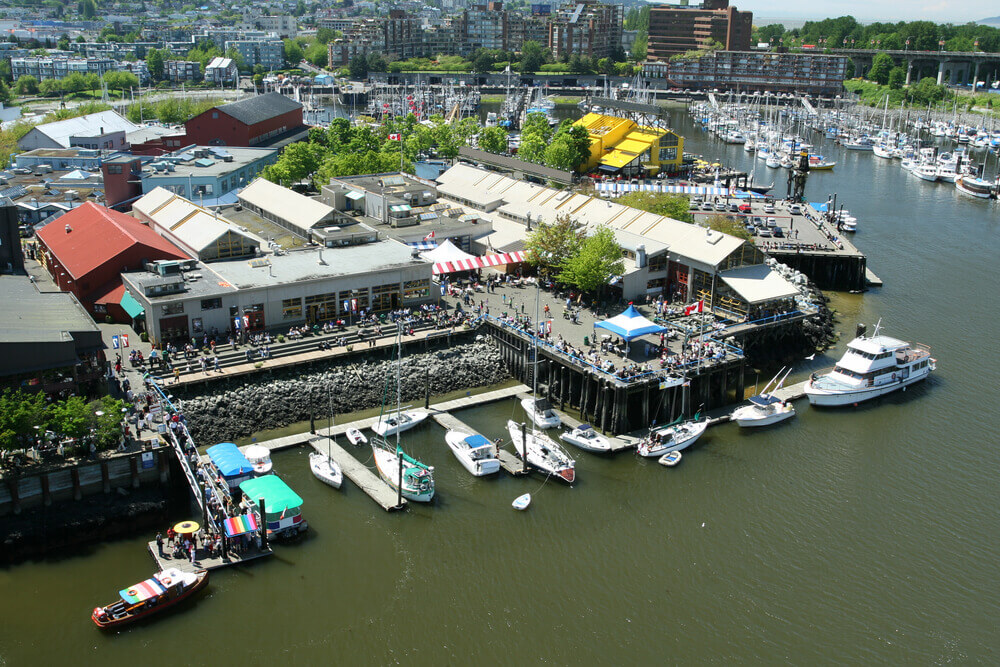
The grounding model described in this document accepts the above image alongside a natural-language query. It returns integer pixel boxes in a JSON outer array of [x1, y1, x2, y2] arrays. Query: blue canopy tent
[[594, 305, 667, 342], [206, 443, 255, 489]]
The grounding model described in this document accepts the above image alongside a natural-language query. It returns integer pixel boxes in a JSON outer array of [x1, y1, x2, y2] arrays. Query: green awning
[[345, 190, 365, 201], [390, 204, 411, 213], [239, 475, 303, 514], [120, 290, 145, 319]]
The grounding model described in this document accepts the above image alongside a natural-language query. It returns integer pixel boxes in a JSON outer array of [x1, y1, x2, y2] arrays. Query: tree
[[525, 213, 585, 278], [261, 141, 330, 187], [49, 396, 91, 440], [478, 125, 508, 154], [62, 72, 87, 94], [517, 131, 547, 163], [147, 48, 165, 80], [703, 214, 752, 241], [305, 41, 328, 68], [316, 28, 337, 44], [14, 74, 39, 95], [0, 80, 10, 105], [888, 66, 905, 90], [631, 35, 647, 60], [349, 55, 368, 80], [868, 52, 894, 85], [616, 191, 694, 223], [39, 78, 64, 97], [519, 40, 546, 73], [78, 0, 96, 18], [558, 225, 624, 295], [544, 137, 576, 170], [103, 71, 139, 92], [283, 39, 304, 66], [845, 58, 855, 79]]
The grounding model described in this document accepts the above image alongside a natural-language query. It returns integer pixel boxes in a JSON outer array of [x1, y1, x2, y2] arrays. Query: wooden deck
[[770, 380, 808, 402], [146, 541, 272, 573], [245, 384, 532, 506], [306, 436, 405, 511]]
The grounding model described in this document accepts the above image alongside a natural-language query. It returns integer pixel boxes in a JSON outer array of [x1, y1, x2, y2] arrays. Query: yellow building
[[573, 112, 684, 176]]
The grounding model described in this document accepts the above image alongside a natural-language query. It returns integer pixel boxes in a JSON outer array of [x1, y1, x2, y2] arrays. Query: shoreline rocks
[[176, 340, 510, 444]]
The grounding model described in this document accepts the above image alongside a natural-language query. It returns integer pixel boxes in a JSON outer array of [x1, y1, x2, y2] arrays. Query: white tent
[[420, 239, 477, 264]]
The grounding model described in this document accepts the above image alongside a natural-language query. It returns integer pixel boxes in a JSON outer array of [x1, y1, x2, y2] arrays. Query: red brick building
[[35, 202, 189, 322], [182, 92, 306, 147], [647, 0, 753, 60]]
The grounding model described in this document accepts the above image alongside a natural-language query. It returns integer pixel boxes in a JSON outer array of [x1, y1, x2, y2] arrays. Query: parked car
[[773, 227, 785, 237], [766, 217, 778, 228], [728, 202, 740, 212], [738, 203, 752, 214], [763, 202, 776, 214], [714, 201, 727, 211], [701, 201, 714, 211], [788, 203, 802, 215], [758, 227, 772, 238]]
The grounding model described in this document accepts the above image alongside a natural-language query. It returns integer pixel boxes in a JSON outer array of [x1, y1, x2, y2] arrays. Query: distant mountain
[[979, 16, 1000, 26]]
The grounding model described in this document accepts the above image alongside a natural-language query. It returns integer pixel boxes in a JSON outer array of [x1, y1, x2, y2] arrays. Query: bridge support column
[[906, 60, 913, 86], [937, 60, 945, 85], [973, 61, 980, 89]]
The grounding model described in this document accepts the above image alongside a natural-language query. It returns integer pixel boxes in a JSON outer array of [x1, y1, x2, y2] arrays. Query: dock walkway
[[429, 410, 528, 475], [146, 541, 272, 573], [519, 393, 635, 453], [248, 384, 531, 506]]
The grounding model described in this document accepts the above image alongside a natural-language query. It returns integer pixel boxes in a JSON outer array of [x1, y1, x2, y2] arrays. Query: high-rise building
[[548, 0, 624, 60], [459, 2, 508, 54], [646, 0, 752, 60]]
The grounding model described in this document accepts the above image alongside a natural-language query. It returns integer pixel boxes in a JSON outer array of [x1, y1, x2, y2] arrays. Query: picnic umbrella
[[173, 520, 200, 534]]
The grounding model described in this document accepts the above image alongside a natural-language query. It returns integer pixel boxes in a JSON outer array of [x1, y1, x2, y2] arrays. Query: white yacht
[[445, 430, 500, 477], [911, 164, 940, 182], [731, 368, 796, 427], [559, 424, 612, 453], [520, 397, 561, 429], [805, 323, 936, 407], [636, 419, 708, 457], [371, 409, 428, 437], [507, 420, 575, 483]]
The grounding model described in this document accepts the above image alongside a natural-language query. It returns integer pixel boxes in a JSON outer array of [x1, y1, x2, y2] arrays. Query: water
[[4, 106, 1000, 664]]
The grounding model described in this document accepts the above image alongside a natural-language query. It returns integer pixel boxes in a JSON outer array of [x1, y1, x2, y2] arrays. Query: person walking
[[155, 531, 164, 556]]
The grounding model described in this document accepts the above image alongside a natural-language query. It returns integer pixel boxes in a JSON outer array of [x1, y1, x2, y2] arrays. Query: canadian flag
[[684, 300, 704, 316], [424, 231, 435, 240], [388, 133, 402, 141]]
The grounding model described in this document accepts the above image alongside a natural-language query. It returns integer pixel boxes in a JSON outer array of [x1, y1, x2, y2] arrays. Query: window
[[282, 297, 303, 319], [649, 254, 666, 272], [201, 298, 222, 310], [161, 302, 184, 316], [304, 292, 338, 320], [108, 165, 123, 174], [371, 283, 398, 311], [93, 303, 107, 314], [212, 111, 219, 119], [402, 278, 430, 301]]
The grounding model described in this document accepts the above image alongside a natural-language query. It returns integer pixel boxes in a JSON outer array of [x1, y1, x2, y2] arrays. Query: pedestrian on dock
[[214, 356, 221, 372], [155, 532, 163, 556]]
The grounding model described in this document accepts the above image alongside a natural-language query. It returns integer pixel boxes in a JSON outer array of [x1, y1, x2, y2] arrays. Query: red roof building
[[35, 202, 189, 322], [182, 92, 306, 147]]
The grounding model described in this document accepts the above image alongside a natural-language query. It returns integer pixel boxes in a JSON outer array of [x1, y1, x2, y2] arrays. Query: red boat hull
[[92, 570, 209, 629]]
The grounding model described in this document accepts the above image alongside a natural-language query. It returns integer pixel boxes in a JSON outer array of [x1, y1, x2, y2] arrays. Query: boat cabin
[[828, 335, 932, 388], [206, 442, 255, 490], [462, 434, 496, 461], [239, 475, 306, 538]]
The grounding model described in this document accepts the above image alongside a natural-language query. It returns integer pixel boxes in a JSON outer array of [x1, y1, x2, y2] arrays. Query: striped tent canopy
[[594, 182, 731, 197], [119, 576, 167, 604], [407, 240, 437, 251], [433, 250, 526, 276], [223, 512, 259, 537]]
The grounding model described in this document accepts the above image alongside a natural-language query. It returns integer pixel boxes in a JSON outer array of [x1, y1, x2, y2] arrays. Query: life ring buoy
[[161, 577, 171, 585], [127, 589, 138, 596]]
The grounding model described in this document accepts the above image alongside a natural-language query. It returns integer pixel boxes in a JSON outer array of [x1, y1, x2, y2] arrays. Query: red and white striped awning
[[432, 251, 526, 275]]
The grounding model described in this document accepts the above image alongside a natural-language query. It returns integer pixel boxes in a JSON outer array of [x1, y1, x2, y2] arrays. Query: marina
[[4, 94, 1000, 663]]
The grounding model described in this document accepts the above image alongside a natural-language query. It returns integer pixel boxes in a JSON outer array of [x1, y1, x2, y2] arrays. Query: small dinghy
[[345, 428, 367, 446], [658, 451, 682, 467], [512, 493, 531, 511]]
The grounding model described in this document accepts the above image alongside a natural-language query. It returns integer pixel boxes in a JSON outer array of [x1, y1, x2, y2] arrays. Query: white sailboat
[[507, 285, 575, 483], [371, 326, 435, 502], [636, 376, 707, 457], [309, 395, 342, 488]]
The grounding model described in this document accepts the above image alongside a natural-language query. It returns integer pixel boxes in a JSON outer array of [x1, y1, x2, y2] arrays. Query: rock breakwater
[[177, 340, 508, 443]]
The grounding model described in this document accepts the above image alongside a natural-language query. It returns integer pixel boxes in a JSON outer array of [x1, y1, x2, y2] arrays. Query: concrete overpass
[[834, 48, 1000, 87]]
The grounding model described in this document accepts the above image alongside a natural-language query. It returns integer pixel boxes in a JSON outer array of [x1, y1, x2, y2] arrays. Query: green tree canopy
[[478, 125, 508, 154], [14, 74, 38, 95], [525, 213, 585, 278], [888, 66, 905, 89], [615, 191, 694, 223], [868, 52, 894, 85], [557, 225, 625, 295]]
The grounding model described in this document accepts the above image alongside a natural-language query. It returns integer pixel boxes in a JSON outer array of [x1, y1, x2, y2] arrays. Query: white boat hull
[[512, 493, 531, 510], [805, 371, 931, 406], [444, 430, 500, 477], [520, 398, 561, 429], [955, 178, 994, 199], [637, 420, 708, 457], [731, 404, 796, 427], [372, 446, 435, 502], [371, 410, 428, 437], [559, 427, 612, 453], [345, 428, 367, 445], [309, 451, 342, 489], [506, 420, 575, 483]]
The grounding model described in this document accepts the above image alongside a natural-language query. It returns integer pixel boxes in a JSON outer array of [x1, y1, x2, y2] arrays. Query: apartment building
[[643, 50, 848, 96], [646, 0, 752, 60], [547, 0, 623, 59]]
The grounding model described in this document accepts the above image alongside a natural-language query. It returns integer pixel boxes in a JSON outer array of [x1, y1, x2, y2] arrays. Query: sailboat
[[371, 326, 435, 502], [636, 376, 707, 457], [506, 284, 575, 483], [309, 393, 343, 488]]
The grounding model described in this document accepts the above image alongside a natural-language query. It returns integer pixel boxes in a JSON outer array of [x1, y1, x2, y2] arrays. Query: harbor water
[[2, 106, 1000, 663]]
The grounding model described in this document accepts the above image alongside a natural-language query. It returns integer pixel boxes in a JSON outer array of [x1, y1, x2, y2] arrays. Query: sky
[[738, 0, 998, 24]]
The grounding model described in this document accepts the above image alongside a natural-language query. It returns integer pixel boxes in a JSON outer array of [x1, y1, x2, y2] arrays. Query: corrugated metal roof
[[36, 201, 188, 280], [25, 111, 138, 148], [215, 92, 302, 127], [237, 178, 334, 231]]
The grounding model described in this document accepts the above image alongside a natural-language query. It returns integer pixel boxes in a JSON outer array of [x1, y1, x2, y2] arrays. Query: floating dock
[[518, 393, 636, 453], [146, 541, 272, 573], [430, 411, 528, 476], [248, 384, 532, 508]]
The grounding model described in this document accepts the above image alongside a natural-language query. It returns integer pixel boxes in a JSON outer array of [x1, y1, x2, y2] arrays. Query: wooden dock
[[306, 436, 405, 511], [430, 410, 528, 476], [245, 383, 532, 507], [865, 268, 884, 287], [518, 393, 636, 454], [146, 541, 272, 573], [770, 380, 808, 402]]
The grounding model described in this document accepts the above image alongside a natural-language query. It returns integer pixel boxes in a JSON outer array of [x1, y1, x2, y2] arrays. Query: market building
[[34, 202, 190, 322], [434, 163, 799, 319], [179, 93, 308, 149], [573, 112, 684, 177]]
